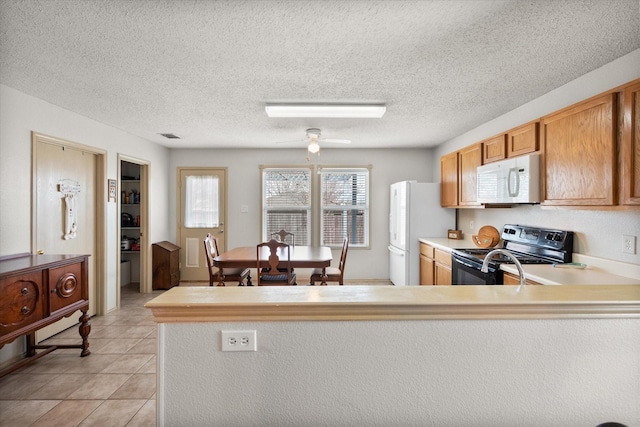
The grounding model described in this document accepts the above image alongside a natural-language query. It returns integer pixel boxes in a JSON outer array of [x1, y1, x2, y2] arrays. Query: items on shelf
[[121, 189, 140, 204]]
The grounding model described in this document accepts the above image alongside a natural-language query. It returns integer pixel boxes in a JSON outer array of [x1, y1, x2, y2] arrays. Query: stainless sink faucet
[[481, 249, 527, 292]]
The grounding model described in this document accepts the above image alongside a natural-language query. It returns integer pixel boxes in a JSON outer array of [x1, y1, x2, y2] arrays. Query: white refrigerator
[[388, 181, 455, 286]]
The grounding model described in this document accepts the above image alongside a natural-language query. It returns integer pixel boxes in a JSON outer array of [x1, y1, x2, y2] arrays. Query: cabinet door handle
[[21, 306, 29, 314], [21, 287, 29, 295]]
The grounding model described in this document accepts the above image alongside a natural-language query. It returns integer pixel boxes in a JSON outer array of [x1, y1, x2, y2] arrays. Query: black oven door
[[451, 253, 503, 285]]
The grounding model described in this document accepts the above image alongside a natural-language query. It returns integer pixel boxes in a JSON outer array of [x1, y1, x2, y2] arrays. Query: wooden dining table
[[213, 245, 333, 286]]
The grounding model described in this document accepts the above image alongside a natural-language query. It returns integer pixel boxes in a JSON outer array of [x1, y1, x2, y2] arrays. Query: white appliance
[[388, 181, 455, 286], [476, 153, 541, 204]]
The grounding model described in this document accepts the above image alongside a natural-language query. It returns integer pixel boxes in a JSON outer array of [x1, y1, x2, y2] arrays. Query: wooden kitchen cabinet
[[152, 241, 180, 290], [621, 80, 640, 205], [419, 243, 435, 285], [541, 93, 616, 206], [434, 248, 452, 286], [503, 272, 542, 286], [0, 254, 91, 377], [458, 143, 483, 206], [507, 121, 538, 158], [482, 134, 507, 163], [419, 243, 451, 285], [440, 151, 459, 207], [440, 143, 482, 208]]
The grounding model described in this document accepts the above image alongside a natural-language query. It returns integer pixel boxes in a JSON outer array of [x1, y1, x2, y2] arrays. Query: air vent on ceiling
[[159, 133, 180, 139]]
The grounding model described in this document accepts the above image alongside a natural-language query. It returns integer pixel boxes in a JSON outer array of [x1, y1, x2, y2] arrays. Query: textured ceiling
[[1, 0, 639, 150]]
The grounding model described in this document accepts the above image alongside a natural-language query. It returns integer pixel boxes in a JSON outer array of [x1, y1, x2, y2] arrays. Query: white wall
[[433, 49, 640, 265], [168, 148, 435, 279], [0, 84, 171, 364], [159, 318, 640, 426]]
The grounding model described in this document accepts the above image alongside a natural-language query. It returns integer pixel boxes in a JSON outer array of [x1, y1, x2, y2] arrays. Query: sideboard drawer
[[48, 262, 86, 316], [0, 272, 45, 336]]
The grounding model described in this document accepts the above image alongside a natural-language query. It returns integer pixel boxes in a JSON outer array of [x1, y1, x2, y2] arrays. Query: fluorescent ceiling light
[[265, 104, 386, 118]]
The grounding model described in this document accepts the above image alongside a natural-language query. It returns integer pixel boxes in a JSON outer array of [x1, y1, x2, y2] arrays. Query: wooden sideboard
[[0, 253, 91, 376]]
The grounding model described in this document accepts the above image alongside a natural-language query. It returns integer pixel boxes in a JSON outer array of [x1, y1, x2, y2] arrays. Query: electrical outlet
[[221, 330, 257, 352], [622, 235, 636, 255], [469, 221, 475, 232]]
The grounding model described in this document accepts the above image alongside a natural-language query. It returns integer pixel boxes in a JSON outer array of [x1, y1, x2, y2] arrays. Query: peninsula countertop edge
[[145, 285, 640, 322]]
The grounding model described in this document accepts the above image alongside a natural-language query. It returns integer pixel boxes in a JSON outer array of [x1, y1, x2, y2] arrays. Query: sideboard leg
[[26, 333, 37, 357], [78, 310, 91, 357]]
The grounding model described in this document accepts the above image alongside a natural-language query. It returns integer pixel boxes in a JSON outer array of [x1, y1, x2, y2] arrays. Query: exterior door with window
[[178, 168, 226, 281]]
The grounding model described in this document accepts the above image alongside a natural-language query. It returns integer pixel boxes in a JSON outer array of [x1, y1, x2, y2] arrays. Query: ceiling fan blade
[[321, 138, 351, 144]]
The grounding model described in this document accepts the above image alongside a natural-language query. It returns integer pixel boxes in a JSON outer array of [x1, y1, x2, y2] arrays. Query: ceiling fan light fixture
[[307, 141, 321, 153], [265, 104, 386, 118]]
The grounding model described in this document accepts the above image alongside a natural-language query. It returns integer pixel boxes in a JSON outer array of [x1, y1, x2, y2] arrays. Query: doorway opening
[[118, 156, 150, 302]]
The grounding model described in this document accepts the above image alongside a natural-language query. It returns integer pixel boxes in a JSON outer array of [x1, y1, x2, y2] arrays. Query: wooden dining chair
[[270, 229, 295, 246], [203, 233, 251, 286], [310, 236, 349, 286], [257, 239, 297, 286]]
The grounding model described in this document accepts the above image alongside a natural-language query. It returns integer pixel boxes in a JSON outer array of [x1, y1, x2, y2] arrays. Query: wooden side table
[[152, 241, 180, 290]]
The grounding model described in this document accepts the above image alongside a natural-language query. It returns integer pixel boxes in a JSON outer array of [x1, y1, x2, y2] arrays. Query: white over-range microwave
[[476, 153, 541, 204]]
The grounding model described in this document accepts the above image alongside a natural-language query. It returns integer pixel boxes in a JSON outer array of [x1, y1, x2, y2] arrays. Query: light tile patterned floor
[[0, 280, 390, 426], [0, 284, 161, 427]]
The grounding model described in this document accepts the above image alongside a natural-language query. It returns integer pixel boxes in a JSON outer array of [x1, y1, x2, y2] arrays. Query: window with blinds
[[320, 168, 369, 247], [262, 168, 311, 245]]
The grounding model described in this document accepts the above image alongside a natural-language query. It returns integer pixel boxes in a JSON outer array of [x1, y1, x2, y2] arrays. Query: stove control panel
[[502, 224, 573, 251]]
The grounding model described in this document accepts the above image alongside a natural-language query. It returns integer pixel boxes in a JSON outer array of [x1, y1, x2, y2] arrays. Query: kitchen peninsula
[[146, 285, 640, 426]]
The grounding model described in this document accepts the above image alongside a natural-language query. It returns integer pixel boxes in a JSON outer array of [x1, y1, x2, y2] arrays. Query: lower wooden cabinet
[[503, 272, 542, 286], [434, 248, 452, 286], [419, 243, 435, 285], [420, 243, 451, 286], [152, 241, 180, 290]]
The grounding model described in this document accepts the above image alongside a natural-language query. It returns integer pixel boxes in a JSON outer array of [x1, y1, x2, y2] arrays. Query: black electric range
[[451, 224, 574, 285]]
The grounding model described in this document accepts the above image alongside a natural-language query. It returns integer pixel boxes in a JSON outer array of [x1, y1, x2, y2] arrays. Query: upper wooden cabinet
[[621, 81, 640, 205], [440, 151, 459, 207], [482, 122, 539, 164], [507, 121, 538, 158], [440, 143, 483, 208], [482, 134, 506, 163], [439, 78, 639, 210], [541, 93, 616, 206], [458, 143, 483, 206]]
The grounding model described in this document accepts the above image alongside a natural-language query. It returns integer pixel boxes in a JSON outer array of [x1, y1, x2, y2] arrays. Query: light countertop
[[419, 237, 640, 285], [145, 285, 640, 322]]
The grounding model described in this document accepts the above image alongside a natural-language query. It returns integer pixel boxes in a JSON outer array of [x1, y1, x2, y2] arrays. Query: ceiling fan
[[277, 128, 351, 158]]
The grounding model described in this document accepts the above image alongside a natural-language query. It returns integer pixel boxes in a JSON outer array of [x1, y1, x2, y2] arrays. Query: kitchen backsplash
[[458, 207, 640, 265]]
